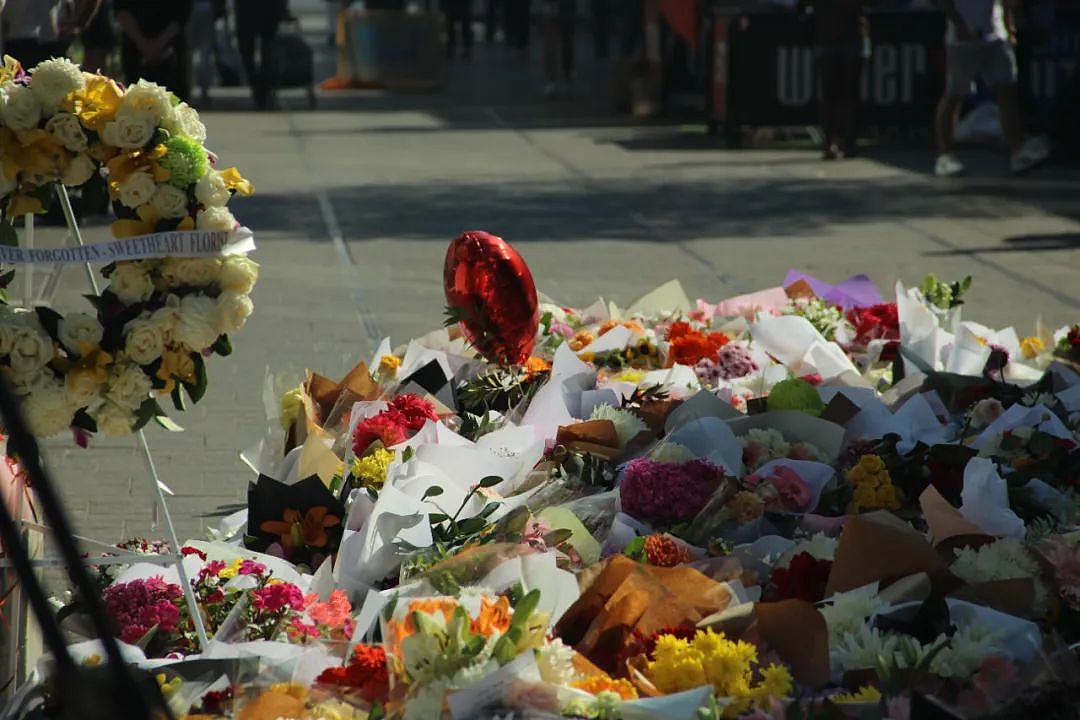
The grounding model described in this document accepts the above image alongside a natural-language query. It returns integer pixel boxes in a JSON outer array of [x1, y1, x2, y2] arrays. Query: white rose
[[22, 380, 75, 437], [119, 79, 173, 123], [196, 206, 236, 231], [93, 400, 136, 438], [150, 294, 182, 338], [10, 368, 52, 396], [173, 294, 219, 350], [102, 110, 155, 150], [123, 315, 165, 365], [117, 171, 157, 208], [164, 102, 207, 143], [160, 258, 221, 288], [64, 366, 105, 408], [62, 153, 97, 187], [105, 362, 153, 410], [108, 262, 155, 305], [44, 112, 88, 152], [219, 256, 259, 294], [1, 82, 43, 131], [57, 312, 104, 355], [9, 327, 54, 374], [195, 170, 230, 208], [150, 183, 190, 218], [215, 291, 253, 334], [29, 57, 85, 112]]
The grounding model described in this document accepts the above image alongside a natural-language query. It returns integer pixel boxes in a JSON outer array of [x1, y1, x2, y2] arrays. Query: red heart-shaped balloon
[[444, 231, 539, 365]]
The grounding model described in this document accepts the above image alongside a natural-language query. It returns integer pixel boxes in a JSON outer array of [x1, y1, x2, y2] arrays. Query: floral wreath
[[0, 56, 257, 441]]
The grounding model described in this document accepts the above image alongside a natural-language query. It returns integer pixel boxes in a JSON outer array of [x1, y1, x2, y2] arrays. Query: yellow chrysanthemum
[[279, 386, 304, 430], [832, 685, 882, 704], [378, 354, 401, 378], [351, 447, 395, 490]]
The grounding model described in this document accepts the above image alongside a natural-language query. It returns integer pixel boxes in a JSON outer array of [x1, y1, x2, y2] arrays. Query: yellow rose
[[1020, 336, 1045, 359]]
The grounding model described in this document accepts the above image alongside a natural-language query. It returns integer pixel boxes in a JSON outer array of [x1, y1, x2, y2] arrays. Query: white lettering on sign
[[777, 47, 815, 106], [0, 227, 256, 265], [775, 43, 929, 107]]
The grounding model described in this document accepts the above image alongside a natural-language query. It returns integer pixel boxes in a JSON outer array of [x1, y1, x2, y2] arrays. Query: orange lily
[[470, 595, 512, 636], [112, 205, 194, 239], [219, 167, 255, 196], [106, 144, 170, 197], [260, 506, 341, 551], [62, 73, 123, 135], [155, 348, 197, 395]]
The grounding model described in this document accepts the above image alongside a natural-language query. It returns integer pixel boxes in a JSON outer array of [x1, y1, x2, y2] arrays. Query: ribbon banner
[[0, 227, 256, 265]]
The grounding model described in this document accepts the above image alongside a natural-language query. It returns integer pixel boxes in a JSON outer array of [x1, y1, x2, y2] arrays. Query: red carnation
[[846, 303, 900, 361], [766, 552, 832, 603], [352, 411, 409, 454], [316, 644, 389, 703], [388, 394, 438, 431]]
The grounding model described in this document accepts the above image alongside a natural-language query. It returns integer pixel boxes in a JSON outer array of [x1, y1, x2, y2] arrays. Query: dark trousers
[[817, 50, 862, 150], [4, 40, 69, 70], [441, 0, 473, 58], [485, 0, 502, 43], [590, 0, 609, 59], [236, 0, 284, 107], [505, 0, 532, 50]]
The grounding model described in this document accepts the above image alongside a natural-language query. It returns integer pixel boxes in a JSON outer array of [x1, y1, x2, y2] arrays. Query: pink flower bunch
[[619, 457, 724, 524], [239, 559, 266, 576], [103, 576, 183, 645], [746, 466, 813, 513], [301, 589, 355, 640], [352, 394, 439, 454], [251, 582, 305, 613], [1042, 536, 1080, 611]]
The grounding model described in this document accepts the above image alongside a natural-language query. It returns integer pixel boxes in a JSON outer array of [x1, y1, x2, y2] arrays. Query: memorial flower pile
[[0, 56, 257, 440], [34, 258, 1080, 720]]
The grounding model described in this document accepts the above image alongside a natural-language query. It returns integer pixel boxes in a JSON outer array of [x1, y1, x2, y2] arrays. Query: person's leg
[[984, 41, 1023, 153], [541, 18, 559, 91], [462, 0, 474, 58], [192, 3, 215, 101], [817, 52, 840, 153], [936, 44, 976, 156], [259, 3, 283, 108], [485, 0, 497, 43], [840, 55, 863, 154], [560, 15, 574, 82], [235, 0, 260, 104], [591, 0, 609, 59], [441, 0, 459, 58]]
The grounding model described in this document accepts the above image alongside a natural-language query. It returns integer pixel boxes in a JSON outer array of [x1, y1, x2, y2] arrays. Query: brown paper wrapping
[[824, 512, 954, 596], [918, 486, 994, 552], [755, 600, 831, 687], [556, 419, 622, 460], [949, 579, 1037, 618], [784, 279, 816, 300]]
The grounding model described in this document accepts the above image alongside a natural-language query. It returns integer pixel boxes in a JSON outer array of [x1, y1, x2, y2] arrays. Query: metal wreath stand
[[0, 185, 211, 699]]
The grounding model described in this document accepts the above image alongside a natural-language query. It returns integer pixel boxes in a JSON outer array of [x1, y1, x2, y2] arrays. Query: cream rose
[[57, 312, 104, 355], [165, 102, 207, 142], [102, 110, 155, 150], [160, 258, 222, 288], [23, 381, 75, 437], [117, 171, 157, 209], [150, 183, 189, 218], [44, 112, 88, 152], [195, 170, 230, 208], [62, 153, 97, 187], [150, 294, 182, 338], [93, 400, 136, 438], [108, 262, 155, 305], [215, 291, 253, 334], [219, 256, 259, 294], [195, 206, 237, 232], [123, 315, 165, 365], [118, 79, 173, 123], [173, 294, 219, 351], [9, 327, 54, 374], [10, 368, 53, 396], [1, 82, 43, 131], [65, 365, 106, 408], [105, 363, 153, 410], [29, 57, 85, 112]]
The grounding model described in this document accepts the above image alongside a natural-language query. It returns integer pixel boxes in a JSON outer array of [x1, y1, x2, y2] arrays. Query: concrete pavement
[[23, 1, 1080, 552]]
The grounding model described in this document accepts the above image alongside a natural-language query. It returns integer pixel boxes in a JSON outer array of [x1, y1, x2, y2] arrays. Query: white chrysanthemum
[[1, 81, 43, 131], [163, 102, 207, 142], [150, 183, 190, 218], [648, 441, 696, 464], [779, 533, 838, 567], [219, 255, 259, 294], [92, 400, 137, 438], [740, 427, 791, 455], [590, 404, 647, 447], [820, 587, 886, 644], [951, 538, 1048, 612], [536, 638, 577, 686], [119, 79, 173, 123], [29, 57, 85, 112], [196, 206, 237, 231], [928, 623, 1004, 678], [105, 362, 153, 410], [832, 625, 897, 672], [172, 294, 220, 350]]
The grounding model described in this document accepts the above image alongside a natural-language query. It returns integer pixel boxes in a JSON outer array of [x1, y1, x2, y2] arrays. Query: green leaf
[[134, 623, 160, 651], [623, 535, 646, 561], [154, 415, 184, 432], [428, 513, 449, 524], [0, 221, 17, 247], [184, 352, 208, 404], [132, 396, 166, 432], [456, 516, 488, 536], [498, 506, 530, 535], [479, 475, 503, 488], [422, 485, 444, 500], [170, 383, 186, 412], [478, 502, 500, 519], [212, 334, 233, 357], [402, 446, 415, 463], [543, 528, 573, 547], [510, 589, 541, 629]]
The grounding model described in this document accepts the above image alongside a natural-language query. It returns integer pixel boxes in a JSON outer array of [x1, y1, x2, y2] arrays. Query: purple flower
[[619, 457, 723, 524]]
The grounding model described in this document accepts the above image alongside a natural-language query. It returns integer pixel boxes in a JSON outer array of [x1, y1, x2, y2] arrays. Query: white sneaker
[[934, 154, 966, 177], [1010, 136, 1051, 174]]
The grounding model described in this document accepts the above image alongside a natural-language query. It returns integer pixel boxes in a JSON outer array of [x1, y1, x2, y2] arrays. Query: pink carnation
[[747, 466, 813, 513], [103, 577, 183, 645], [239, 559, 266, 576], [619, 457, 724, 524], [251, 582, 305, 613]]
